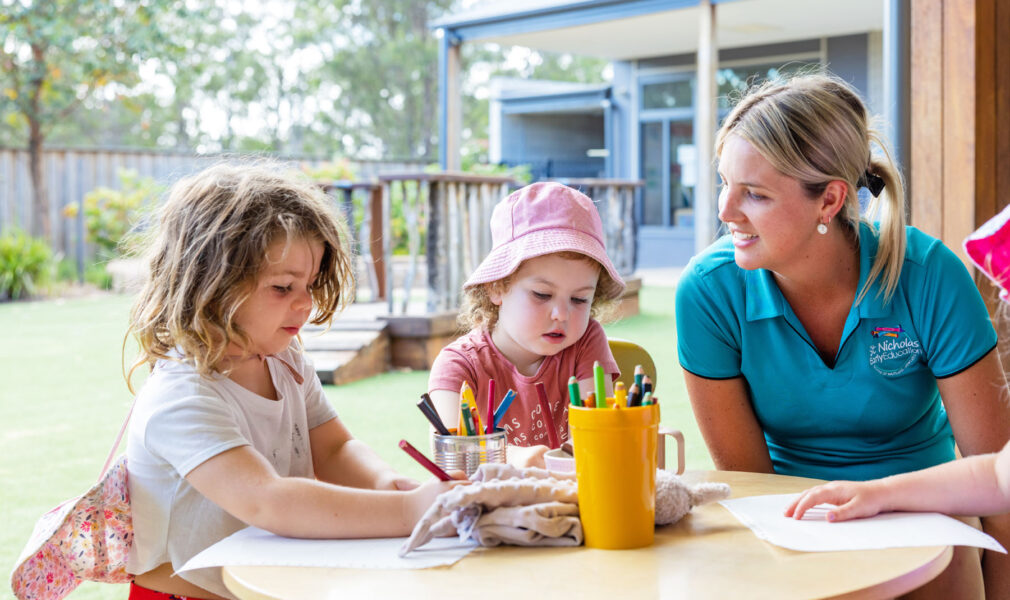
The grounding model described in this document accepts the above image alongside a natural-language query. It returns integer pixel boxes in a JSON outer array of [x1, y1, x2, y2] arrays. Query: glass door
[[639, 117, 694, 228]]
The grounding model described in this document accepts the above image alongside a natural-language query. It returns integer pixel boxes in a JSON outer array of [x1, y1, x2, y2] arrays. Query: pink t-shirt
[[428, 319, 619, 447]]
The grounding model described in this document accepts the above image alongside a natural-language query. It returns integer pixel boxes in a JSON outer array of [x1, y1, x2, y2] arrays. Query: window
[[641, 79, 694, 110]]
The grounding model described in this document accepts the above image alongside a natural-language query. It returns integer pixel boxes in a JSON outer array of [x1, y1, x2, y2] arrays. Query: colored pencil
[[568, 376, 581, 406], [493, 389, 516, 428], [642, 375, 653, 395], [398, 439, 452, 481], [419, 392, 437, 416], [461, 382, 483, 435], [585, 392, 595, 409], [534, 381, 560, 449], [634, 365, 645, 391], [627, 383, 641, 407], [593, 361, 606, 408], [486, 378, 496, 435], [416, 398, 451, 435], [461, 405, 476, 436], [614, 381, 627, 407]]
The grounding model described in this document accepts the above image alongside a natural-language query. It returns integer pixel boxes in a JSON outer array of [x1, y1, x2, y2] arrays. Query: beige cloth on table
[[400, 464, 580, 555], [400, 463, 731, 555]]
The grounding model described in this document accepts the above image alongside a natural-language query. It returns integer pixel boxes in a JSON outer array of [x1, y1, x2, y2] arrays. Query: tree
[[299, 0, 456, 160], [1, 0, 613, 172], [0, 0, 180, 239]]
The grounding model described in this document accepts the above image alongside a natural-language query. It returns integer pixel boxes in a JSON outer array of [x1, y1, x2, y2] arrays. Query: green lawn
[[1, 285, 708, 600]]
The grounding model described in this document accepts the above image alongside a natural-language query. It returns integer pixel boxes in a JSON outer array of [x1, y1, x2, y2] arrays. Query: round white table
[[223, 470, 950, 600]]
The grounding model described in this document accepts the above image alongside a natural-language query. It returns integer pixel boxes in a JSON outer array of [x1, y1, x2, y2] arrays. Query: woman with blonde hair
[[675, 73, 1010, 596]]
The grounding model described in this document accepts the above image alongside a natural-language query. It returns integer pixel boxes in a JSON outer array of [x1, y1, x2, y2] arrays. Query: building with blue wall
[[434, 0, 901, 267]]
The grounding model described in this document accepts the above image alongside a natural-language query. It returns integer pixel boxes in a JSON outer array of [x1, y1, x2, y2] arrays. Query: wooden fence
[[375, 174, 641, 314], [0, 147, 425, 274], [0, 147, 640, 310]]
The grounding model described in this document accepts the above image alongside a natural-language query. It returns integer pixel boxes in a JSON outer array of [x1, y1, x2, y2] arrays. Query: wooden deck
[[303, 276, 641, 385]]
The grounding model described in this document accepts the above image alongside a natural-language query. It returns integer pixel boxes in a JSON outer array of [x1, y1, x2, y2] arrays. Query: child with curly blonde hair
[[125, 163, 462, 600], [428, 182, 625, 467]]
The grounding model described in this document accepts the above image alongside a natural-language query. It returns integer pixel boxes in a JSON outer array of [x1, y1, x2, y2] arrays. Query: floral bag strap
[[98, 397, 137, 480]]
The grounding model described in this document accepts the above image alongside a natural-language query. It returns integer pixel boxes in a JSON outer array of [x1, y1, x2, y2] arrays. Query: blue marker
[[492, 389, 517, 429]]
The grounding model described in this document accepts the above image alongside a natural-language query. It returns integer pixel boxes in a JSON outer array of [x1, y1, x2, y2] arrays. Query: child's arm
[[186, 445, 463, 539], [309, 417, 419, 490], [786, 440, 1010, 521], [429, 389, 461, 435]]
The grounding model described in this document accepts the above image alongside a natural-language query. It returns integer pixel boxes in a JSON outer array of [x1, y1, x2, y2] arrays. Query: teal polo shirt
[[676, 223, 997, 481]]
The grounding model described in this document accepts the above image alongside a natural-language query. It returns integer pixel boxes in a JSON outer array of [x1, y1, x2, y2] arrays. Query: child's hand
[[404, 474, 468, 527], [784, 480, 888, 522], [507, 444, 549, 469]]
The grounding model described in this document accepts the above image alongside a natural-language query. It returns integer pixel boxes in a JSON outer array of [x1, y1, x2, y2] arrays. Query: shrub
[[302, 158, 357, 182], [64, 169, 162, 260], [0, 228, 54, 301]]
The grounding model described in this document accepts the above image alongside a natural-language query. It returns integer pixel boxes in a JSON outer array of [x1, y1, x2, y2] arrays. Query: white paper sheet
[[720, 493, 1007, 553], [178, 527, 477, 572]]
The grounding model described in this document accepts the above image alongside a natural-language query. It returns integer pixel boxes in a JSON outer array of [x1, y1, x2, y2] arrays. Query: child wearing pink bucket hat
[[786, 204, 1010, 525], [427, 182, 626, 468]]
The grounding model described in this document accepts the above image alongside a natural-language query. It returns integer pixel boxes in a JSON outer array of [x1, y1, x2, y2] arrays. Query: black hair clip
[[858, 170, 885, 198]]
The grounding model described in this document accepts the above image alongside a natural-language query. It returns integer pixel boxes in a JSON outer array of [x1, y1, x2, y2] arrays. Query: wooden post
[[425, 180, 442, 314], [694, 0, 718, 255], [368, 185, 386, 301], [380, 183, 393, 313], [910, 0, 1010, 383], [910, 0, 1008, 263], [446, 40, 462, 172]]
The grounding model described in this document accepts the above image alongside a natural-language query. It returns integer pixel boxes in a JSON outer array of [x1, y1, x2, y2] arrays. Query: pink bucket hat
[[965, 203, 1010, 302], [464, 182, 626, 300]]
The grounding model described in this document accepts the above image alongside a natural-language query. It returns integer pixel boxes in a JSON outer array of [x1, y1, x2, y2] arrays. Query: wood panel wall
[[911, 0, 1010, 366], [910, 0, 1010, 268]]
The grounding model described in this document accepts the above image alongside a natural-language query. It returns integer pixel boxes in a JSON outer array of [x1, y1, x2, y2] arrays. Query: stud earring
[[817, 221, 829, 235]]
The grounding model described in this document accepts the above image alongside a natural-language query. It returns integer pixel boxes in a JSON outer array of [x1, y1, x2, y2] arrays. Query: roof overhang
[[434, 0, 884, 59], [493, 80, 611, 114]]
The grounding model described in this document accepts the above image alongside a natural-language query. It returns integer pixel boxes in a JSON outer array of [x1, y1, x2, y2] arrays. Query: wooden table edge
[[223, 566, 281, 600], [827, 544, 953, 600]]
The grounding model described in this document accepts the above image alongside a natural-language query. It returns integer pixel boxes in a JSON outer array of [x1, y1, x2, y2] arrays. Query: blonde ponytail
[[859, 129, 906, 303]]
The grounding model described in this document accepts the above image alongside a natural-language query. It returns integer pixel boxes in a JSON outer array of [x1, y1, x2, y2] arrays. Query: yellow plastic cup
[[569, 403, 659, 549]]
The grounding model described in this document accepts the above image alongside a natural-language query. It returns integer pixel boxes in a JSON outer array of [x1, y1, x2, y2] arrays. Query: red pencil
[[398, 439, 452, 481], [486, 378, 496, 435], [534, 382, 560, 449]]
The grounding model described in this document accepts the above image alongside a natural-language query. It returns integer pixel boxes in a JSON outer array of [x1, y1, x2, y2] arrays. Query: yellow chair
[[607, 338, 684, 473], [608, 338, 657, 391]]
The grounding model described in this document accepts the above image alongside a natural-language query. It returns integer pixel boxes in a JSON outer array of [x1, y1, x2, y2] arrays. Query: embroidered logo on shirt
[[868, 324, 921, 376]]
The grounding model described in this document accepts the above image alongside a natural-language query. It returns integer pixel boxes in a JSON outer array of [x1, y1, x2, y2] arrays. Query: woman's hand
[[784, 480, 891, 522]]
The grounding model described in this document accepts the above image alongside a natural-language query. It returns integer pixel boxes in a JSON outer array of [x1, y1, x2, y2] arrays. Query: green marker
[[568, 376, 581, 406], [593, 360, 606, 408]]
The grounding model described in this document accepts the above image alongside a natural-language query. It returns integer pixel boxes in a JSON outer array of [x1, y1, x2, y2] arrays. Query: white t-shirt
[[126, 346, 338, 598]]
